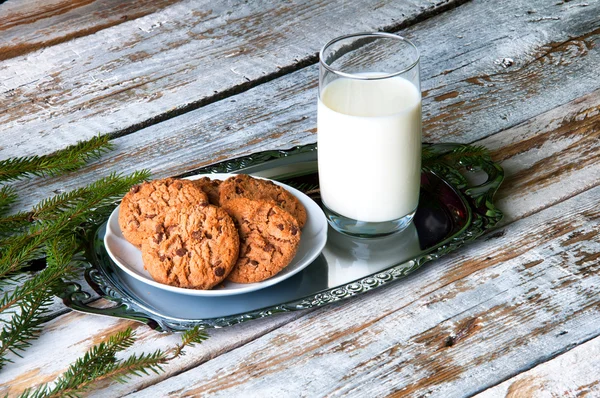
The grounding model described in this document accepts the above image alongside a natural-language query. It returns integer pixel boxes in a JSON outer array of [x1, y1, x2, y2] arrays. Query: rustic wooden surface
[[1, 0, 599, 396], [473, 336, 600, 398]]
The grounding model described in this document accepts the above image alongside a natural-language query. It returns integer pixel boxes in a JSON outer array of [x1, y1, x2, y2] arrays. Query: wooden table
[[1, 0, 599, 396]]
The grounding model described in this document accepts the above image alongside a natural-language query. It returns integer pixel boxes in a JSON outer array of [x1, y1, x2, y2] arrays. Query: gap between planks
[[0, 0, 470, 157]]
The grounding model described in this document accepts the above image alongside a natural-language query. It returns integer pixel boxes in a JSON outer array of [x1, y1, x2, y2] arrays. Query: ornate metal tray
[[60, 143, 503, 331]]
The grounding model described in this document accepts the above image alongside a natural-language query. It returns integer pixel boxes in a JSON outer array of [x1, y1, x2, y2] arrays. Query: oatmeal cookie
[[141, 204, 239, 289], [193, 176, 222, 205], [222, 198, 301, 284], [219, 174, 307, 228], [118, 178, 208, 247]]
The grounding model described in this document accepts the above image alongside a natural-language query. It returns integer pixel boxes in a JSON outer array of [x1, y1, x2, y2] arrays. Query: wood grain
[[4, 0, 599, 214], [0, 301, 310, 397], [120, 171, 600, 398], [0, 0, 182, 62], [2, 90, 599, 396], [1, 0, 599, 395], [0, 0, 462, 158], [3, 0, 599, 160], [474, 336, 600, 398]]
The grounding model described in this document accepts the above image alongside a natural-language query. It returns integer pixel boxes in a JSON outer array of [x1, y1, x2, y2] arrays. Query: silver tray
[[60, 143, 503, 331]]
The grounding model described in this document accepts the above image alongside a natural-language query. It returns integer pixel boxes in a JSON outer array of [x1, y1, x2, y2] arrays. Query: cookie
[[219, 174, 307, 228], [222, 198, 301, 284], [119, 178, 208, 247], [141, 204, 239, 289], [193, 177, 222, 205]]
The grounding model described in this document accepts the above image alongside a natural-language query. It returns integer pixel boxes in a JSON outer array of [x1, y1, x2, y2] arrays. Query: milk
[[317, 75, 422, 223]]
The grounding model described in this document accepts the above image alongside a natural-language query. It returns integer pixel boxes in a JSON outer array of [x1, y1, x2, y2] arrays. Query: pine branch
[[166, 325, 209, 360], [0, 237, 82, 369], [0, 170, 150, 280], [0, 238, 81, 313], [0, 135, 113, 183], [22, 328, 139, 398], [0, 224, 54, 281], [21, 326, 208, 398], [0, 185, 18, 217], [0, 284, 54, 369]]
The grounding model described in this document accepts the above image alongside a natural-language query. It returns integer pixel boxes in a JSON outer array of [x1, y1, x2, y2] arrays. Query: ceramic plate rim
[[103, 174, 327, 296]]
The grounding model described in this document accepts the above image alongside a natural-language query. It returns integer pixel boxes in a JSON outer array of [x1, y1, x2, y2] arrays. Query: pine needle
[[0, 135, 113, 183], [0, 238, 81, 313], [0, 285, 54, 369], [0, 185, 18, 217], [0, 170, 150, 280], [21, 326, 208, 397]]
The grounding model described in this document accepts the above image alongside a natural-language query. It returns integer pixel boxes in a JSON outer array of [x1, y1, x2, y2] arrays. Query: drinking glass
[[317, 32, 421, 237]]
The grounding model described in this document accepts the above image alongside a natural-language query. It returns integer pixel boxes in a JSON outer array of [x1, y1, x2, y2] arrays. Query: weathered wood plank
[[2, 90, 598, 396], [483, 89, 600, 225], [0, 300, 310, 397], [118, 170, 600, 397], [0, 0, 182, 62], [474, 335, 600, 398], [2, 0, 599, 161], [0, 0, 462, 158], [5, 0, 599, 214]]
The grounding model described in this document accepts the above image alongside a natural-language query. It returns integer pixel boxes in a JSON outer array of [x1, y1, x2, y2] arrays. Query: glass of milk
[[318, 32, 421, 237]]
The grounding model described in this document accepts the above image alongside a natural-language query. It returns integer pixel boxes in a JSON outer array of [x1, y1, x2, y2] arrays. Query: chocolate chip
[[191, 230, 203, 240], [159, 254, 166, 261], [250, 260, 259, 266], [154, 232, 164, 244], [215, 267, 225, 276], [205, 232, 212, 239], [235, 187, 244, 194], [291, 226, 298, 236], [277, 224, 284, 230], [175, 248, 187, 256], [264, 243, 274, 252], [130, 185, 140, 194], [155, 224, 164, 233]]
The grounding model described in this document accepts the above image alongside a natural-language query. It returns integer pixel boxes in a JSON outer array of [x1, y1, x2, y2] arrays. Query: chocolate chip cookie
[[141, 204, 239, 289], [219, 174, 307, 228], [193, 177, 222, 205], [119, 178, 208, 247], [222, 198, 301, 284]]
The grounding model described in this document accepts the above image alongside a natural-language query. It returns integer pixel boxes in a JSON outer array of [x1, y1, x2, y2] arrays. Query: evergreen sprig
[[0, 170, 151, 281], [0, 135, 113, 183], [0, 186, 18, 217], [0, 284, 54, 369], [0, 136, 151, 374], [21, 326, 208, 398], [0, 135, 211, 396]]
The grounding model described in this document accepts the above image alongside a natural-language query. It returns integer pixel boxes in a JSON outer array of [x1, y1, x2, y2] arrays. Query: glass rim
[[319, 32, 420, 80]]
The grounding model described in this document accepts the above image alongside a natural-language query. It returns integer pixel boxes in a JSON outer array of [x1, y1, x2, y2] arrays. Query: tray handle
[[57, 268, 167, 331], [423, 143, 504, 224]]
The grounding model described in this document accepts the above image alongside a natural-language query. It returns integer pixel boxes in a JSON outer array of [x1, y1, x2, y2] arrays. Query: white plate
[[104, 173, 328, 297]]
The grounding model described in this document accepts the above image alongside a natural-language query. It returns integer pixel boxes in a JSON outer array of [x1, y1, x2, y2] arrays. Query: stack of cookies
[[118, 174, 307, 290]]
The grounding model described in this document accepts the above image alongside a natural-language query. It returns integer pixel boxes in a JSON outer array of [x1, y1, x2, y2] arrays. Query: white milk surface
[[317, 75, 422, 222]]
